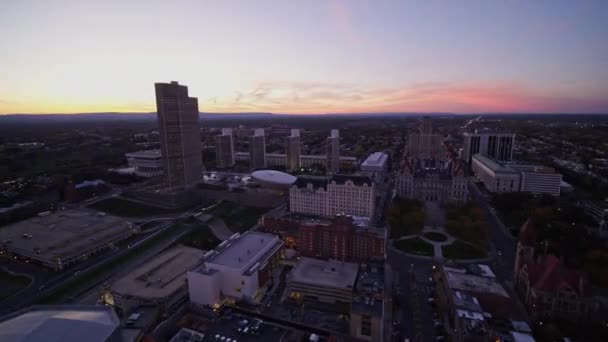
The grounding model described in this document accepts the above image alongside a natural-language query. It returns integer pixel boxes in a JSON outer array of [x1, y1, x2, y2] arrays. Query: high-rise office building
[[215, 128, 235, 168], [155, 81, 202, 190], [327, 129, 340, 173], [405, 117, 445, 162], [462, 132, 515, 163], [249, 128, 266, 170], [286, 129, 301, 172]]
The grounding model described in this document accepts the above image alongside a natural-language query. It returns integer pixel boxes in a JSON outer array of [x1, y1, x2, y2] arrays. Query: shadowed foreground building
[[155, 81, 202, 191], [0, 305, 120, 342], [513, 220, 598, 322], [187, 231, 283, 307], [103, 246, 206, 315]]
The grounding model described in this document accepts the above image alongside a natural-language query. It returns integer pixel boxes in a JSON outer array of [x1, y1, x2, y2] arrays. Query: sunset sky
[[1, 0, 607, 115]]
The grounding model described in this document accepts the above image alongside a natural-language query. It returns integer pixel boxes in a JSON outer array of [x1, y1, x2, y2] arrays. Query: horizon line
[[2, 111, 608, 116]]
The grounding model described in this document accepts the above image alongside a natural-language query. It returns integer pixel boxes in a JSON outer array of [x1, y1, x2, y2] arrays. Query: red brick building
[[513, 219, 598, 322], [261, 213, 386, 262]]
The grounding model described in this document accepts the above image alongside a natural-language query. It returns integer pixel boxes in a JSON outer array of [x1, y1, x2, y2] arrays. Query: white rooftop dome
[[251, 170, 297, 186]]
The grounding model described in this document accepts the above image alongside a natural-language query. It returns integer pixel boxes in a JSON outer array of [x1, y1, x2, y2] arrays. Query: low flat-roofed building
[[350, 261, 388, 342], [434, 265, 513, 342], [510, 164, 562, 196], [361, 152, 388, 173], [287, 257, 358, 304], [0, 305, 121, 342], [188, 231, 283, 307], [0, 210, 135, 270], [104, 246, 206, 315], [472, 154, 521, 193], [434, 265, 511, 342], [472, 154, 562, 196], [126, 149, 163, 178]]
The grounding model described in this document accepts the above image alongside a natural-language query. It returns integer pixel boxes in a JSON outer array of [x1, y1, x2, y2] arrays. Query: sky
[[1, 0, 607, 115]]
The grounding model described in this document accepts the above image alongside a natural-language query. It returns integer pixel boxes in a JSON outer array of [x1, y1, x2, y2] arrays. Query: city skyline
[[1, 0, 608, 115]]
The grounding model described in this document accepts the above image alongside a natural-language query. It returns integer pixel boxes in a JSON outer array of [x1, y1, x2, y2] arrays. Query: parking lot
[[203, 313, 289, 342]]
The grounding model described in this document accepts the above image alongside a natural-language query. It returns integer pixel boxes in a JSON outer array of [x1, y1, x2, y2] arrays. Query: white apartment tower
[[215, 128, 235, 168], [249, 128, 266, 170], [286, 129, 301, 172], [327, 129, 340, 174]]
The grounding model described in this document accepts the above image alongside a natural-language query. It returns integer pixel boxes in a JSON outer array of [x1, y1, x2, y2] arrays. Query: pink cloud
[[327, 0, 361, 44], [199, 81, 608, 114]]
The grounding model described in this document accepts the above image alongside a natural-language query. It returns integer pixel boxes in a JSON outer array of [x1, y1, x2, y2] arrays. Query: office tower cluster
[[214, 128, 344, 174], [155, 81, 202, 191]]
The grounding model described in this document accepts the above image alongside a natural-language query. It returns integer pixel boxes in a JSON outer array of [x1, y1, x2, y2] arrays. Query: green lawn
[[89, 197, 184, 217], [423, 232, 448, 242], [212, 201, 268, 232], [394, 237, 435, 257], [0, 268, 31, 301], [442, 240, 487, 260], [178, 226, 221, 250]]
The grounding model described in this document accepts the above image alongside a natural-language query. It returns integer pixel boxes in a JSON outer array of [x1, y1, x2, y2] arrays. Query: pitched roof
[[527, 254, 590, 297], [519, 219, 537, 246]]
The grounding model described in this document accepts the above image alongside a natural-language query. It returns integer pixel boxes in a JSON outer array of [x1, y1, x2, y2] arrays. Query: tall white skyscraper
[[155, 81, 202, 190], [215, 128, 235, 168], [286, 129, 301, 172], [326, 129, 340, 173], [249, 128, 266, 170]]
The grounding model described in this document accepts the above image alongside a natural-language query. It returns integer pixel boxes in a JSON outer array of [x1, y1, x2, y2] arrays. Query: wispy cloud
[[199, 81, 608, 114]]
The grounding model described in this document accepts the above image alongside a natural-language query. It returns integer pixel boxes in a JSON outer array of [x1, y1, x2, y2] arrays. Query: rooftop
[[0, 305, 119, 342], [251, 170, 297, 185], [293, 174, 373, 189], [125, 149, 162, 159], [510, 331, 536, 342], [0, 210, 133, 263], [202, 232, 283, 274], [290, 257, 358, 289], [169, 328, 205, 342], [361, 152, 388, 167], [352, 261, 385, 316], [472, 154, 516, 173], [111, 246, 205, 299], [444, 267, 509, 298]]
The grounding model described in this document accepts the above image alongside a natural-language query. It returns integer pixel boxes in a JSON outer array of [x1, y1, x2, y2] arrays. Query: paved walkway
[[395, 225, 455, 259], [208, 217, 233, 241]]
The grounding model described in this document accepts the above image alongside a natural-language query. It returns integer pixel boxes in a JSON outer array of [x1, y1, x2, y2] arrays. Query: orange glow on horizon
[[1, 81, 607, 115]]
